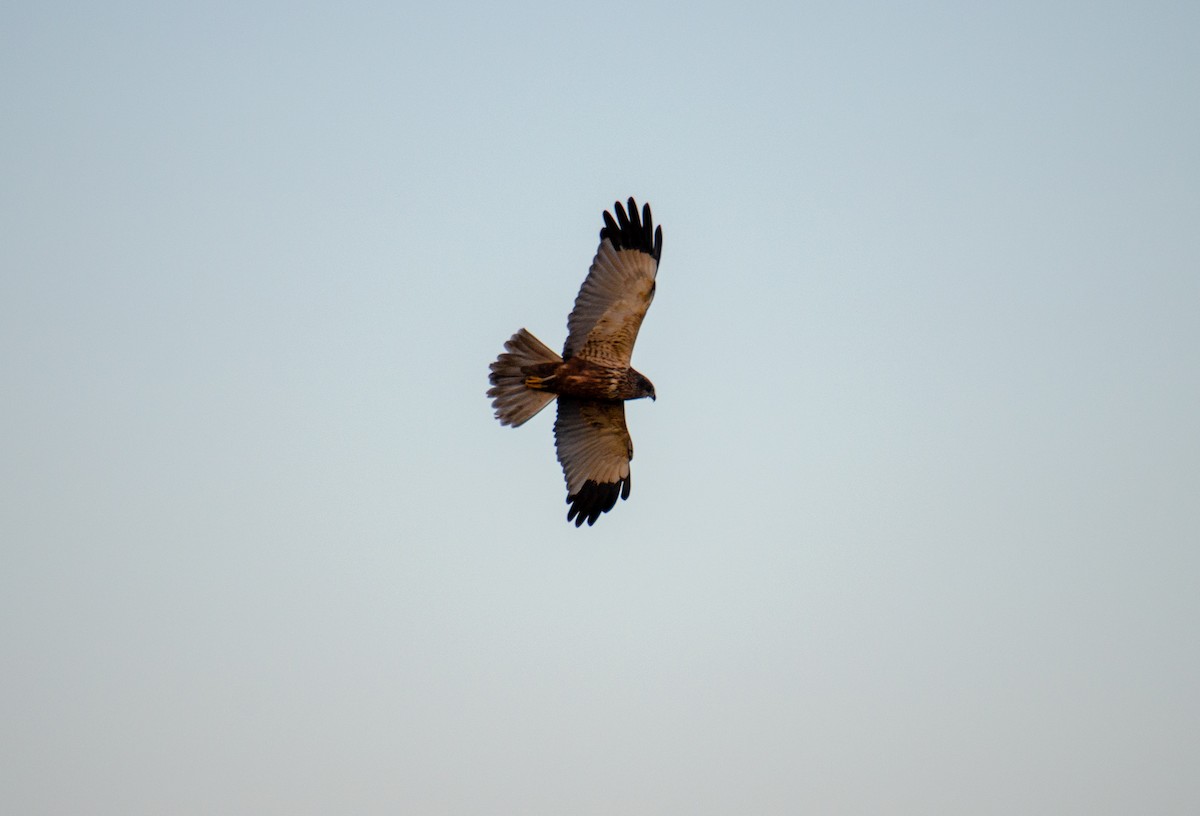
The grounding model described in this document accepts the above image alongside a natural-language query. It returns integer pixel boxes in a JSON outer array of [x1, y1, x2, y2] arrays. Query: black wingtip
[[598, 198, 662, 262], [565, 477, 631, 527]]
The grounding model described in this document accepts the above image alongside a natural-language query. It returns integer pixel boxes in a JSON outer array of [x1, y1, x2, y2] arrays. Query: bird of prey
[[488, 198, 662, 526]]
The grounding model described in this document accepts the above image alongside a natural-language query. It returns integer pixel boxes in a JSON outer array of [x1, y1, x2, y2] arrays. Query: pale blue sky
[[3, 1, 1199, 813]]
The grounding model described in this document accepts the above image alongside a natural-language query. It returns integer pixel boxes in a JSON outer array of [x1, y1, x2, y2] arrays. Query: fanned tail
[[488, 329, 561, 427]]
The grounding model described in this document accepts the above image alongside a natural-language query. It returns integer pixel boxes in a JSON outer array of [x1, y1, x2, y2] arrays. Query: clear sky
[[3, 1, 1198, 813]]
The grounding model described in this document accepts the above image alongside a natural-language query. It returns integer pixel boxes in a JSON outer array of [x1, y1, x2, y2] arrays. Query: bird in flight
[[488, 198, 662, 526]]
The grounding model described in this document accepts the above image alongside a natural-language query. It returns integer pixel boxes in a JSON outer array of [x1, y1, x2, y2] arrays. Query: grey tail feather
[[487, 328, 561, 427]]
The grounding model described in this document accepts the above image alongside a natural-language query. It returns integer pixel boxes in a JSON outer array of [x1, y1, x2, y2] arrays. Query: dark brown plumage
[[488, 198, 662, 526]]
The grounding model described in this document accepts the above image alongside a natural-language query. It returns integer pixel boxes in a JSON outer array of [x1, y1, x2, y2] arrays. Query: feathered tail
[[488, 328, 561, 427]]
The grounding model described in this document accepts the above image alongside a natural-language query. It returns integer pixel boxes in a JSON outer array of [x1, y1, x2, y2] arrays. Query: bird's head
[[639, 374, 656, 402]]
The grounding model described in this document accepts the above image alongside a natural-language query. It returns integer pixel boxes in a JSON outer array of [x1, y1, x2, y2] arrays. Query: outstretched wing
[[563, 198, 662, 367], [554, 398, 634, 527]]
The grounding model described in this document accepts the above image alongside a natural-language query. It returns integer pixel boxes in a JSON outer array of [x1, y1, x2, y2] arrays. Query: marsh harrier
[[488, 198, 662, 526]]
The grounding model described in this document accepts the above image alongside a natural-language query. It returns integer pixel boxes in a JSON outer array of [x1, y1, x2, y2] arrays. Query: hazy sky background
[[3, 1, 1198, 813]]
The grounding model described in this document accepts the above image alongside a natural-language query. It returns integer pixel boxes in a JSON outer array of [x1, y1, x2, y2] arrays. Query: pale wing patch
[[563, 239, 658, 367], [553, 398, 633, 496]]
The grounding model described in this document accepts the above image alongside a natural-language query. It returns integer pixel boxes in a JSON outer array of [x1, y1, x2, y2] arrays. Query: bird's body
[[522, 356, 655, 402], [488, 198, 662, 526]]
